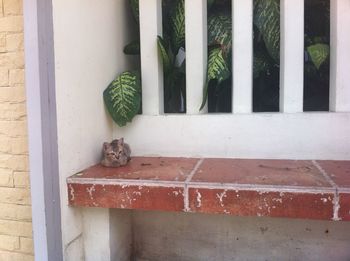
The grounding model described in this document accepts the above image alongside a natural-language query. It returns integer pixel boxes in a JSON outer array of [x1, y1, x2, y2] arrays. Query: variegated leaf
[[200, 47, 230, 110], [254, 0, 280, 62], [207, 48, 230, 82], [103, 71, 141, 127], [170, 0, 185, 53], [307, 43, 330, 69], [208, 13, 232, 53], [157, 36, 173, 74]]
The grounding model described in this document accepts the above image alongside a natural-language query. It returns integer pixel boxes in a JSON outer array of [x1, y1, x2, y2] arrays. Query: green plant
[[157, 0, 187, 113], [103, 0, 141, 127], [104, 0, 330, 126], [252, 0, 330, 112], [103, 71, 141, 127]]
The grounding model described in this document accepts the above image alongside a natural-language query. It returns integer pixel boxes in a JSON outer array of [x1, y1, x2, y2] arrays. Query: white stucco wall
[[52, 0, 136, 260]]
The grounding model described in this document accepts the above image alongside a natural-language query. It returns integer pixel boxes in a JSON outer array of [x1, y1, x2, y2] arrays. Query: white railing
[[114, 0, 350, 160]]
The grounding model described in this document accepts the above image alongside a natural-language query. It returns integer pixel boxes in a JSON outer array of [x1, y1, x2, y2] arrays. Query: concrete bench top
[[67, 157, 350, 221]]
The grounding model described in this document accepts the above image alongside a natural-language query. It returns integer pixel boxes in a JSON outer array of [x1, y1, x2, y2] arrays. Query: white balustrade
[[280, 0, 304, 113], [330, 0, 350, 112], [139, 0, 163, 115], [185, 0, 208, 114], [232, 0, 253, 113], [116, 0, 350, 160]]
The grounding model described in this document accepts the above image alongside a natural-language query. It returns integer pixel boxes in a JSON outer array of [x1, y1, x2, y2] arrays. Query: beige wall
[[0, 0, 34, 260]]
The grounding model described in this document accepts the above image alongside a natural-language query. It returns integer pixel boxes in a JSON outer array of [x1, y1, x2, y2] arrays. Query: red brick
[[68, 183, 184, 212], [339, 193, 350, 221], [188, 187, 334, 220], [316, 161, 350, 188], [66, 157, 346, 221], [75, 157, 199, 182], [192, 159, 331, 187]]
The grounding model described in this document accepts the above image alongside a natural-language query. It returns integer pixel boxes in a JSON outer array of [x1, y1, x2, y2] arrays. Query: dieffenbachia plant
[[104, 0, 330, 126], [103, 0, 141, 127]]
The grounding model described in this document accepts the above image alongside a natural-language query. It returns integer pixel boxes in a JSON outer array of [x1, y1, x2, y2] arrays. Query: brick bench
[[67, 157, 350, 221]]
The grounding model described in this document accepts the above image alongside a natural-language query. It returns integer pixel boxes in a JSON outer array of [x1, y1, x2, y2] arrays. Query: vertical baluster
[[139, 0, 163, 115], [280, 0, 304, 113], [232, 0, 253, 113], [186, 0, 208, 114], [330, 0, 350, 112]]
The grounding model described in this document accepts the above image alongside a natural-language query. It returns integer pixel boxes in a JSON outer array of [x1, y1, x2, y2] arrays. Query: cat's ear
[[118, 138, 124, 145], [103, 142, 109, 151]]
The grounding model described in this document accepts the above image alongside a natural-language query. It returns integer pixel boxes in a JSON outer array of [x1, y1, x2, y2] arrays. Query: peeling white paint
[[216, 190, 227, 207], [321, 197, 328, 203], [273, 198, 283, 204], [69, 184, 75, 201], [86, 185, 96, 200], [263, 198, 269, 208], [196, 190, 202, 208], [125, 191, 133, 205], [133, 191, 142, 196], [258, 190, 269, 195]]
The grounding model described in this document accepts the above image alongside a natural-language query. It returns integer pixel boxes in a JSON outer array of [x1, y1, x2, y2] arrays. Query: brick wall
[[0, 0, 34, 260]]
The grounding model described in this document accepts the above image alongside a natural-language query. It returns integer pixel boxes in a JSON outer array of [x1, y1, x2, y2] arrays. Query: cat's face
[[103, 139, 125, 161], [103, 143, 118, 162]]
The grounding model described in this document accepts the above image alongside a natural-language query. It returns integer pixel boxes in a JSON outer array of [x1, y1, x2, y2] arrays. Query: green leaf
[[130, 0, 139, 23], [307, 43, 330, 69], [103, 71, 141, 127], [157, 36, 173, 74], [254, 0, 280, 62], [170, 0, 185, 53], [208, 13, 232, 53], [200, 47, 230, 110], [123, 40, 140, 55], [207, 48, 230, 82]]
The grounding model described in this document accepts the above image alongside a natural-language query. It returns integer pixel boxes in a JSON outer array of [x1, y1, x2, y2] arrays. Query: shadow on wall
[[129, 210, 350, 261]]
